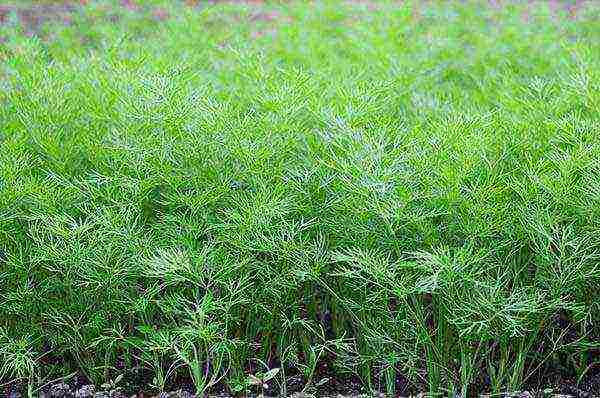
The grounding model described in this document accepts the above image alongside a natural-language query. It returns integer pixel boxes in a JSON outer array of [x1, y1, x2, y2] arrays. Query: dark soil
[[0, 0, 593, 36], [2, 359, 600, 398], [0, 2, 77, 36], [2, 381, 600, 398]]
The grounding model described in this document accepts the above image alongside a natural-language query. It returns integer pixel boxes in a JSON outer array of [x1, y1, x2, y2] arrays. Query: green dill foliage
[[1, 0, 600, 395]]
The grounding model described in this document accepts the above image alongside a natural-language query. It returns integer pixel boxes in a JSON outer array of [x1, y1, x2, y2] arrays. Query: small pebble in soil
[[49, 383, 72, 398], [75, 385, 95, 398]]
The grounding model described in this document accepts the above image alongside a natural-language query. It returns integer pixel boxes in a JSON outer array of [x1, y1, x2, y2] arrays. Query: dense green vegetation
[[1, 0, 600, 395]]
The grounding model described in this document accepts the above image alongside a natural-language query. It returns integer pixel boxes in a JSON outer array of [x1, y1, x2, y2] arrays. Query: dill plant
[[1, 0, 599, 395]]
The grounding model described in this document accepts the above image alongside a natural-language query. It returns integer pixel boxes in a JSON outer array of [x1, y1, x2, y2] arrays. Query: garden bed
[[1, 0, 600, 396]]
